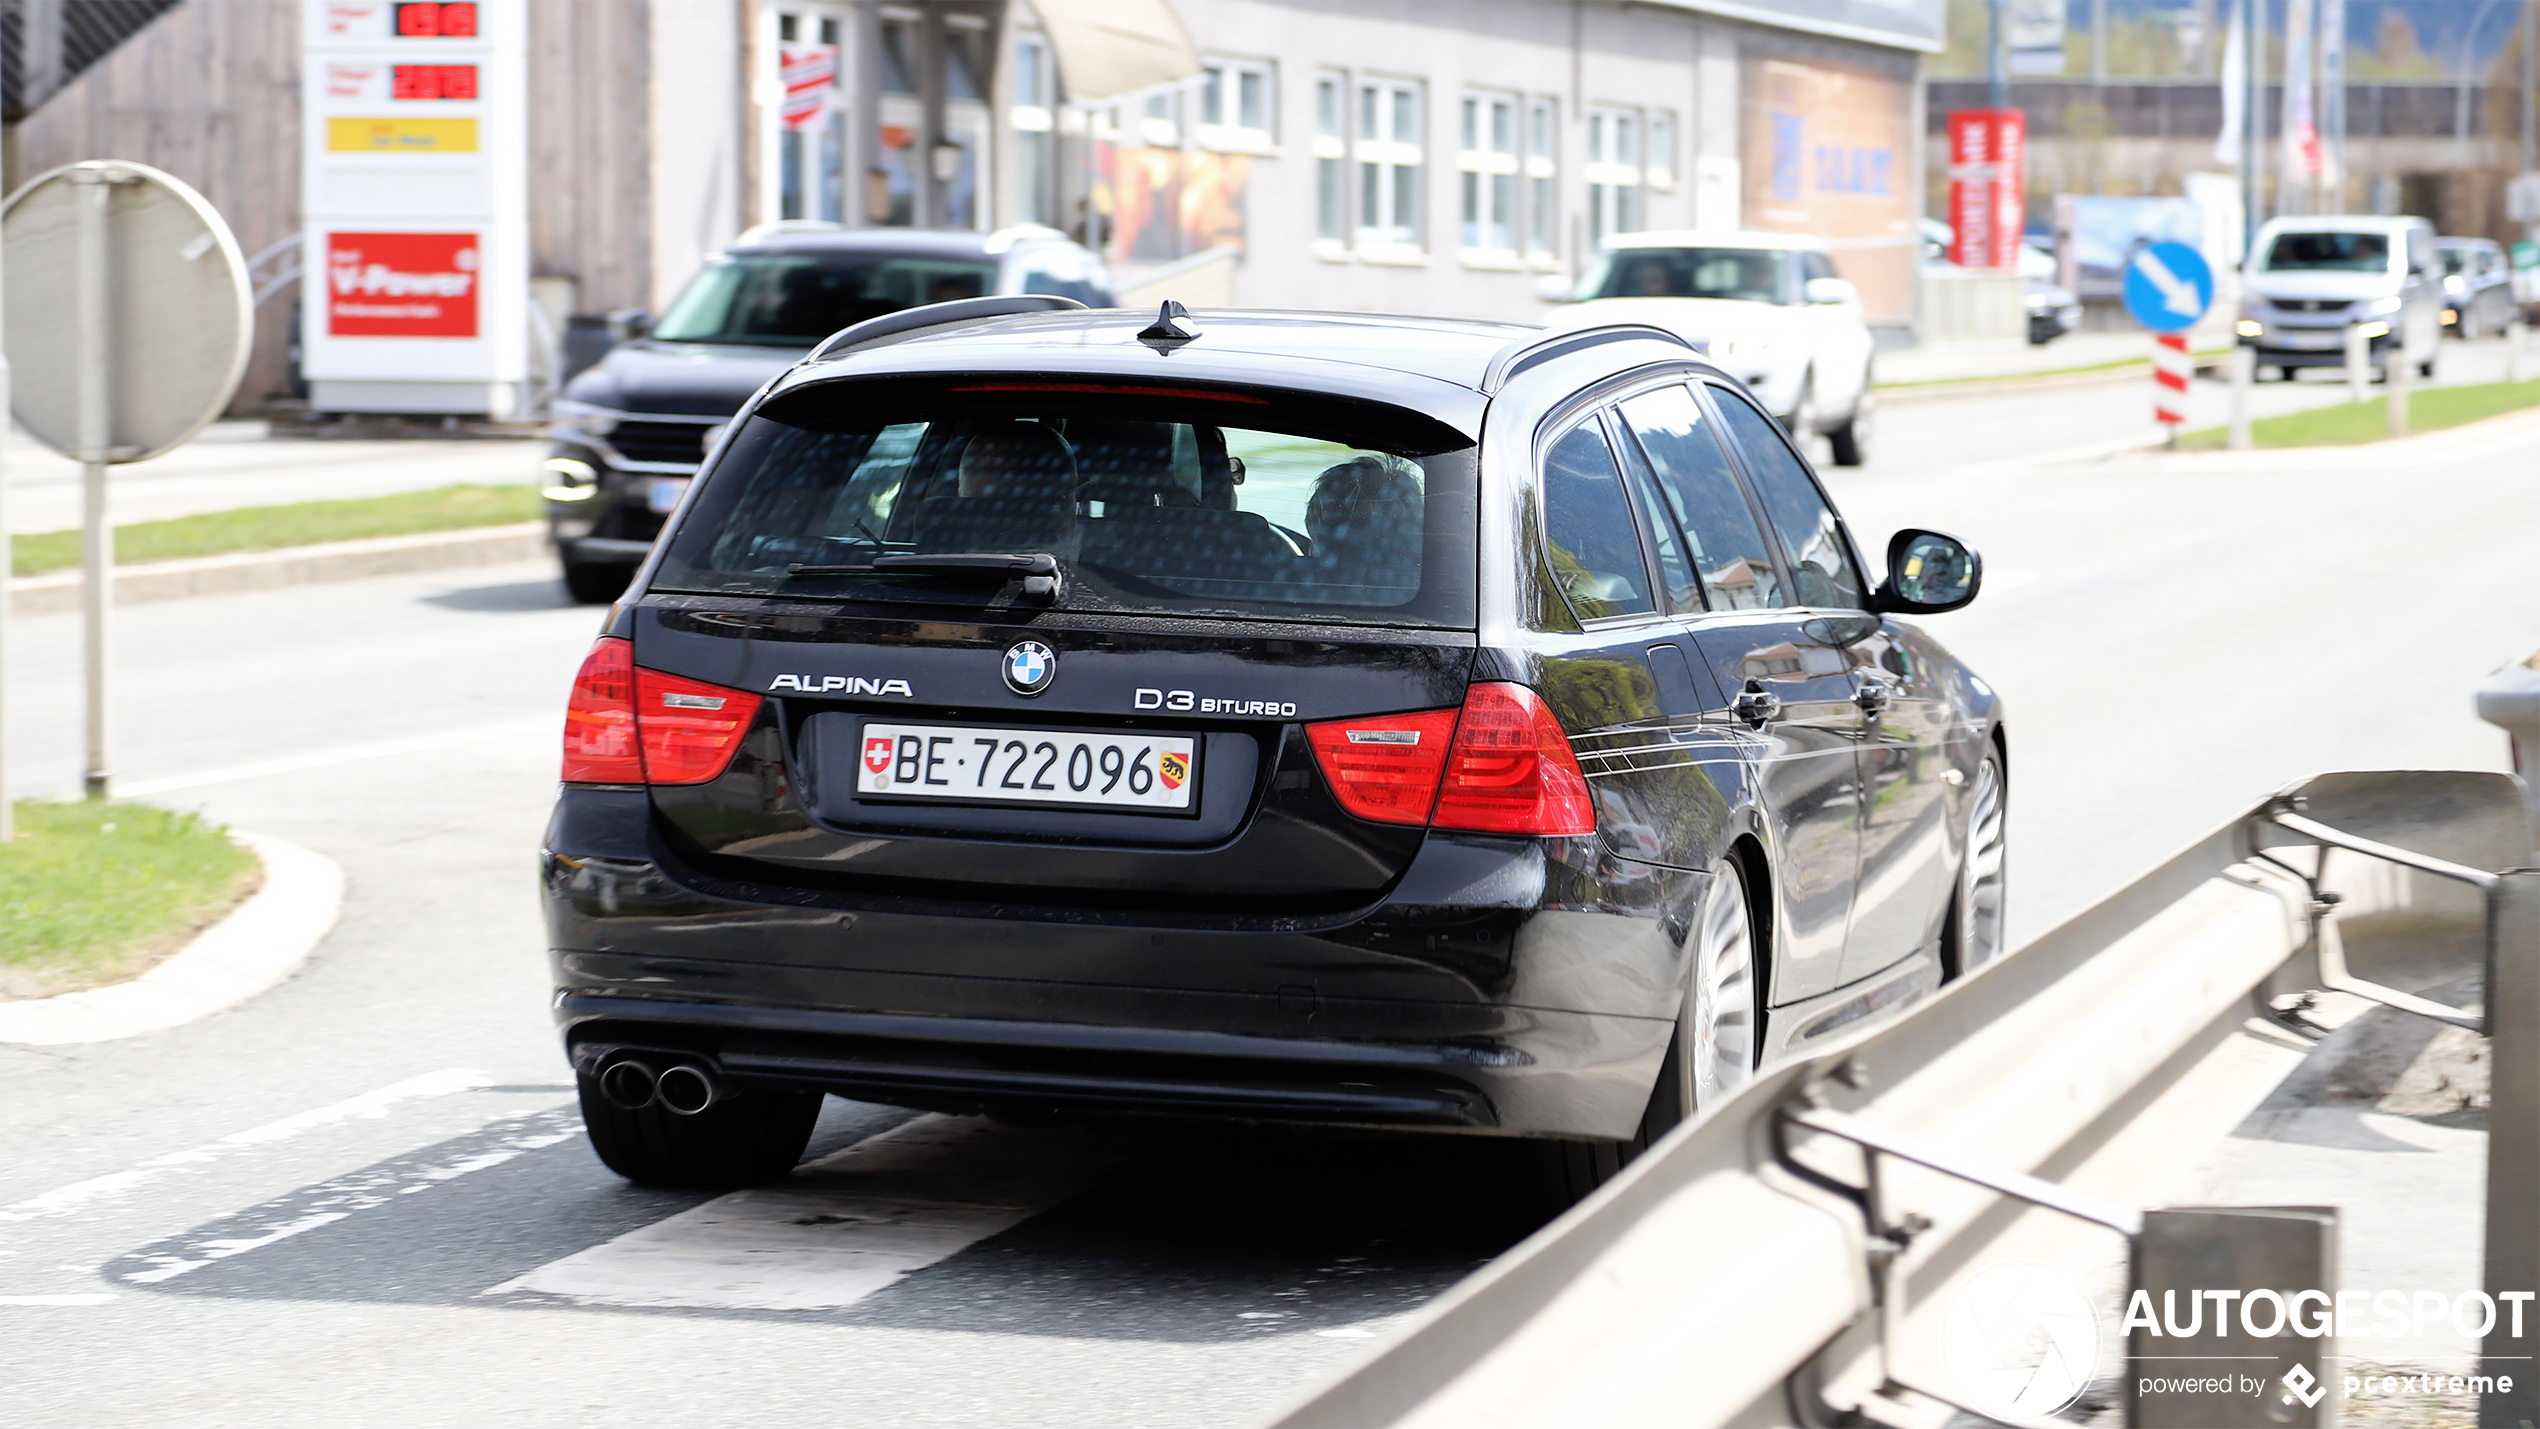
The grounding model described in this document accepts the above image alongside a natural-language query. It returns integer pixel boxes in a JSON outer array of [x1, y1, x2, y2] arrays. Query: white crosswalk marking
[[487, 1114, 1124, 1311]]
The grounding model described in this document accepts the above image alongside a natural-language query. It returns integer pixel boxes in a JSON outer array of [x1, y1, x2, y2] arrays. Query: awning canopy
[[1024, 0, 1203, 106]]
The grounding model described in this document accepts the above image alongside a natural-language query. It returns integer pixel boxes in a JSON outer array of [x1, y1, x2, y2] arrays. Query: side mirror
[[1535, 273, 1577, 304], [1804, 276, 1858, 306], [608, 308, 652, 341], [1875, 528, 1982, 614]]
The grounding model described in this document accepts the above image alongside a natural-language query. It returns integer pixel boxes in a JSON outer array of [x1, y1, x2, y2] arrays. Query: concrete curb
[[8, 522, 548, 617], [0, 832, 345, 1045]]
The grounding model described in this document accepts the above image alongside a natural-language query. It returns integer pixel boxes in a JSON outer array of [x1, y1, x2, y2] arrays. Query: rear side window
[[1539, 421, 1654, 621], [1707, 390, 1865, 611], [653, 379, 1477, 628], [1618, 385, 1783, 610]]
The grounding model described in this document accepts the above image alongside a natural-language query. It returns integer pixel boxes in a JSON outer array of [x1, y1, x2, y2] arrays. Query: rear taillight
[[561, 637, 763, 786], [563, 638, 641, 783], [1431, 683, 1596, 835], [1302, 682, 1595, 836], [1302, 707, 1460, 825]]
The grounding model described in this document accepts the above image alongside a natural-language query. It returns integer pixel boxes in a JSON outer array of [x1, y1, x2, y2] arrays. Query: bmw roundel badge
[[1003, 640, 1056, 696]]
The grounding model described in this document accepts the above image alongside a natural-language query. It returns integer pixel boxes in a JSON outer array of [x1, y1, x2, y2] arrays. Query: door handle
[[1731, 679, 1783, 729]]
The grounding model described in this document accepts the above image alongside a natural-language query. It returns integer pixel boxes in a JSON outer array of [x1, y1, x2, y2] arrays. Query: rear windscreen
[[651, 378, 1479, 628]]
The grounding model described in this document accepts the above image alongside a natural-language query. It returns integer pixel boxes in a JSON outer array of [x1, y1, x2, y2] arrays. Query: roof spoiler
[[807, 294, 1089, 362], [1481, 323, 1694, 393]]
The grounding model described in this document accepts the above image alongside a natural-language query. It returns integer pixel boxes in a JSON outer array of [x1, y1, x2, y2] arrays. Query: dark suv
[[542, 226, 1113, 603], [544, 299, 2004, 1196]]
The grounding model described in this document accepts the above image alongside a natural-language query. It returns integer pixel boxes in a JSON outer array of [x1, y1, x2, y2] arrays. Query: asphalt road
[[4, 352, 2536, 1425]]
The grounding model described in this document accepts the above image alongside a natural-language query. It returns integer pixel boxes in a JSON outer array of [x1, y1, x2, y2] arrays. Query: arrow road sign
[[2123, 240, 2215, 333]]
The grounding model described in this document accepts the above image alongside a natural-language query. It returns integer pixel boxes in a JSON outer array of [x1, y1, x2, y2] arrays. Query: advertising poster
[[325, 231, 481, 337], [1103, 146, 1247, 265], [1741, 57, 1915, 324]]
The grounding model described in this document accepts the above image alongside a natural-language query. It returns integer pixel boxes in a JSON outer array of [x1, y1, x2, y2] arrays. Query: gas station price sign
[[392, 65, 477, 99], [393, 3, 476, 37]]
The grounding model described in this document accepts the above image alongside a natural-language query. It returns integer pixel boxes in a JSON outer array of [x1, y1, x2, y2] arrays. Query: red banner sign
[[778, 44, 837, 130], [1946, 109, 2026, 271], [326, 231, 480, 337]]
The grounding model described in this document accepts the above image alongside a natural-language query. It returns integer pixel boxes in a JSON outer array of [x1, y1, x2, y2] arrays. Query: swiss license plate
[[647, 477, 691, 513], [856, 722, 1198, 811]]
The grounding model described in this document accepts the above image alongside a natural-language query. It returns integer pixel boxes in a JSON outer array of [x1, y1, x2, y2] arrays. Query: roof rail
[[1480, 323, 1694, 393], [806, 294, 1089, 362]]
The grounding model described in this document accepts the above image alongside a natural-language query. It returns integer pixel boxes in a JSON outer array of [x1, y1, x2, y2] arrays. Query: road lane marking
[[0, 1294, 117, 1306], [118, 717, 558, 797], [487, 1114, 1124, 1311], [113, 1108, 580, 1285], [0, 1069, 488, 1227]]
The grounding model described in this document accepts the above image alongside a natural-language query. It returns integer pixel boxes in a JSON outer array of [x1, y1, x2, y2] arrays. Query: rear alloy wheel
[[577, 1066, 822, 1190], [1826, 381, 1874, 467], [1942, 755, 2008, 981]]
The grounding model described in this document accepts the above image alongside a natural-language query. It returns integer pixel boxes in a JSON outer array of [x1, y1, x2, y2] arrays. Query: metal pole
[[2385, 329, 2411, 437], [1988, 0, 2007, 109], [0, 77, 10, 842], [2344, 320, 2369, 403], [72, 168, 111, 801], [2229, 343, 2255, 448], [2480, 869, 2540, 1428]]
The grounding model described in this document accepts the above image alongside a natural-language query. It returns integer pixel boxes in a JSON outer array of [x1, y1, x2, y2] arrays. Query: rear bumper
[[544, 787, 1685, 1139]]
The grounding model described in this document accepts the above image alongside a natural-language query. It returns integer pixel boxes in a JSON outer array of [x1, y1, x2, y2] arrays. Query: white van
[[2236, 215, 2444, 382]]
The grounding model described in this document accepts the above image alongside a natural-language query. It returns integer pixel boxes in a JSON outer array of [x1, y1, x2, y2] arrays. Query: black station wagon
[[543, 296, 2006, 1197]]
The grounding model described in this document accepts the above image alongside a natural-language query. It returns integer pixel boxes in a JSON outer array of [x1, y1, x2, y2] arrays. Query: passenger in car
[[1307, 454, 1424, 592], [913, 423, 1079, 553]]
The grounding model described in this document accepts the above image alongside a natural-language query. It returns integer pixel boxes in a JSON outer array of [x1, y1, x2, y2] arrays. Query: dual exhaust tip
[[597, 1056, 722, 1116]]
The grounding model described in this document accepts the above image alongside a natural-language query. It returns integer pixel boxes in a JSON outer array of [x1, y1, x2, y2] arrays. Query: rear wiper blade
[[785, 551, 1063, 602]]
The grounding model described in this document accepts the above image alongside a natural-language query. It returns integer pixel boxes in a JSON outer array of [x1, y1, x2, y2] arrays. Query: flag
[[2282, 0, 2321, 179]]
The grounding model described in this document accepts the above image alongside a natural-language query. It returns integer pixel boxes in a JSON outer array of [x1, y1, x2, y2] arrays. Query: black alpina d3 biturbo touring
[[542, 296, 2003, 1198]]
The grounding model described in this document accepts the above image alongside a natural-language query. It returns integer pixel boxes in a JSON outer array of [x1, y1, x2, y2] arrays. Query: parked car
[[2019, 243, 2083, 345], [544, 300, 2005, 1199], [1544, 232, 1878, 466], [2435, 236, 2517, 339], [2236, 215, 2443, 382], [541, 224, 1114, 603]]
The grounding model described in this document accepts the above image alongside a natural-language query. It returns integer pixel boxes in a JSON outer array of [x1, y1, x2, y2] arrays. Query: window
[[655, 383, 1481, 629], [1201, 58, 1275, 149], [1618, 386, 1782, 611], [653, 253, 996, 345], [1647, 111, 1677, 190], [1540, 421, 1653, 621], [1708, 389, 1863, 610], [1314, 74, 1349, 244], [1142, 90, 1180, 147], [774, 10, 845, 223], [1355, 79, 1424, 250], [1526, 99, 1558, 260], [1012, 38, 1054, 225], [1458, 93, 1518, 256], [1586, 106, 1644, 246], [878, 19, 916, 94]]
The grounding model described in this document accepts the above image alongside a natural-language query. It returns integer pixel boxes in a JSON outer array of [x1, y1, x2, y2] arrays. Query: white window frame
[[1458, 91, 1521, 265], [1199, 57, 1277, 152], [1525, 96, 1559, 268], [1586, 105, 1645, 247], [1313, 71, 1350, 257], [1354, 77, 1426, 259]]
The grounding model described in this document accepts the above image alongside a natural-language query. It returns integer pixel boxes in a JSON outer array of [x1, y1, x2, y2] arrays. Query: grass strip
[[2177, 376, 2540, 450], [12, 482, 541, 578], [0, 800, 261, 1000]]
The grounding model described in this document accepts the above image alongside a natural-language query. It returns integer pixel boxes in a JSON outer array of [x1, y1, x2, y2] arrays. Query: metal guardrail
[[1261, 769, 2534, 1429]]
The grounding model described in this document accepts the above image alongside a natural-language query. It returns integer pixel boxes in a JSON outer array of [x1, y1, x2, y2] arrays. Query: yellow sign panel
[[326, 117, 479, 153]]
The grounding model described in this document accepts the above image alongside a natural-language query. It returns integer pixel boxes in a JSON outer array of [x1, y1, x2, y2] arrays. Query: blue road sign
[[2122, 240, 2215, 333]]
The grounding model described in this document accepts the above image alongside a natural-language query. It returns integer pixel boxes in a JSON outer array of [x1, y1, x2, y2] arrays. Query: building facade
[[3, 0, 1941, 412]]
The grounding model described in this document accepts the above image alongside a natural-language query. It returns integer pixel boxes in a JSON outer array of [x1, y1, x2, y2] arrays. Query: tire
[[1939, 754, 2008, 982], [1528, 857, 1761, 1208], [562, 554, 634, 605], [577, 1068, 822, 1190], [1826, 382, 1873, 467]]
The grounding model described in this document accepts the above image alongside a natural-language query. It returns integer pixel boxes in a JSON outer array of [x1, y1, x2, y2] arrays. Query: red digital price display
[[392, 64, 478, 99], [394, 2, 477, 37]]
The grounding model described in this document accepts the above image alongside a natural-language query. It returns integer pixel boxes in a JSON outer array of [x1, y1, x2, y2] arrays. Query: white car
[[1544, 231, 1877, 466]]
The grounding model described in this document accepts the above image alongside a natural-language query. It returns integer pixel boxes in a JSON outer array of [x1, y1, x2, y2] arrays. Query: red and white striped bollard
[[2154, 332, 2191, 446]]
